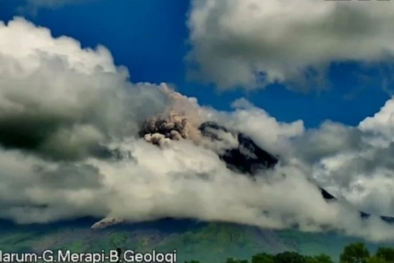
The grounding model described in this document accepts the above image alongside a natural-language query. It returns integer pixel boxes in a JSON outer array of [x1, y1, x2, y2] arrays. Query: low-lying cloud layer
[[187, 0, 394, 89], [1, 17, 394, 242]]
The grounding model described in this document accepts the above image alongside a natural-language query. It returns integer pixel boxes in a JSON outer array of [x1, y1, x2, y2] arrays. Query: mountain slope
[[198, 121, 394, 223], [2, 218, 393, 263]]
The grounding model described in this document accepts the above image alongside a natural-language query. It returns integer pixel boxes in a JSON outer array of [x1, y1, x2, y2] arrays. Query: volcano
[[198, 121, 278, 173], [197, 121, 394, 224]]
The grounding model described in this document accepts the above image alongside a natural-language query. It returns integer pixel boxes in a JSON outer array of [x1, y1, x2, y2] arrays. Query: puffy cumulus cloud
[[0, 17, 169, 161], [1, 17, 394, 243], [215, 97, 394, 221], [187, 0, 394, 89], [301, 98, 394, 218], [216, 98, 305, 156]]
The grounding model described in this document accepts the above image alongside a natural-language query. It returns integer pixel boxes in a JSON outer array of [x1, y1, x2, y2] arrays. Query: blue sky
[[0, 0, 391, 128]]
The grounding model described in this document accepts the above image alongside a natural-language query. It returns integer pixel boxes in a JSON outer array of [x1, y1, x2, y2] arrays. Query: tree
[[314, 254, 334, 263], [375, 247, 394, 263], [305, 254, 334, 263], [305, 256, 319, 263], [366, 256, 387, 263], [273, 251, 306, 263], [252, 253, 274, 263], [225, 258, 249, 263], [340, 243, 370, 263]]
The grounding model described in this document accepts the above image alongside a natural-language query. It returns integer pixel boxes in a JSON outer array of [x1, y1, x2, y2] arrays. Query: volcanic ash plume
[[139, 84, 205, 146], [137, 85, 279, 173]]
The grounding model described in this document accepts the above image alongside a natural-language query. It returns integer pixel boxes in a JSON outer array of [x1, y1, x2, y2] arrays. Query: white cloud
[[1, 17, 394, 243], [303, 98, 394, 218], [214, 97, 394, 221], [221, 98, 305, 156], [359, 98, 394, 138], [187, 0, 394, 89], [0, 17, 169, 160]]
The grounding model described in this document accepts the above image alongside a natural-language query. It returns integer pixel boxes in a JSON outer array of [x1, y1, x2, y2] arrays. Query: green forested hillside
[[0, 218, 392, 263]]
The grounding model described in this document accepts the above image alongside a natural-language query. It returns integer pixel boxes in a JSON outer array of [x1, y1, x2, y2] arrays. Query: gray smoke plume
[[139, 85, 205, 146]]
